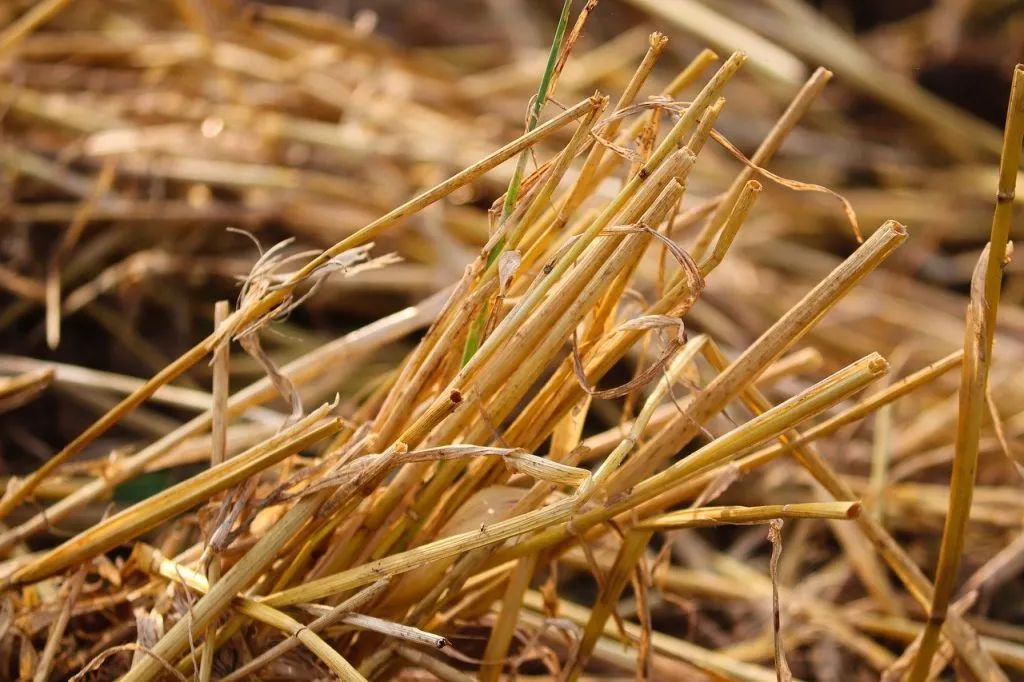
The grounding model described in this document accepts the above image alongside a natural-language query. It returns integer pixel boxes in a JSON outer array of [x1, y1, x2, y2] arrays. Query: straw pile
[[0, 1, 1023, 680]]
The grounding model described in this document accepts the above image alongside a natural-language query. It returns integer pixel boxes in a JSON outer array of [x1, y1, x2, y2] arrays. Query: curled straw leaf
[[710, 128, 863, 243]]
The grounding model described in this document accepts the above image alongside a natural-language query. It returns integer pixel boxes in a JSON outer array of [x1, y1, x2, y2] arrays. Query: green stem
[[462, 0, 574, 365]]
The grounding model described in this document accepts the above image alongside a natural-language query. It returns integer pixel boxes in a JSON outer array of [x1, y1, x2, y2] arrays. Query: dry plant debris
[[0, 0, 1023, 680]]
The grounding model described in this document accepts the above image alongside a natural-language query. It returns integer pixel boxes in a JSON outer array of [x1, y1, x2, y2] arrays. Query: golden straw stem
[[9, 412, 341, 584], [909, 64, 1024, 681]]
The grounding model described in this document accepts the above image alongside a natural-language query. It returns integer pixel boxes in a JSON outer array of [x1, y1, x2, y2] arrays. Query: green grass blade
[[462, 0, 574, 365]]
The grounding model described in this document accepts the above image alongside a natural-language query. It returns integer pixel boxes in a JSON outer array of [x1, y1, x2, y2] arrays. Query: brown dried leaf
[[769, 519, 792, 682]]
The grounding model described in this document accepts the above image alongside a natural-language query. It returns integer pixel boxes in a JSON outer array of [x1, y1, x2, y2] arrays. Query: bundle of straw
[[1, 1, 1023, 681]]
